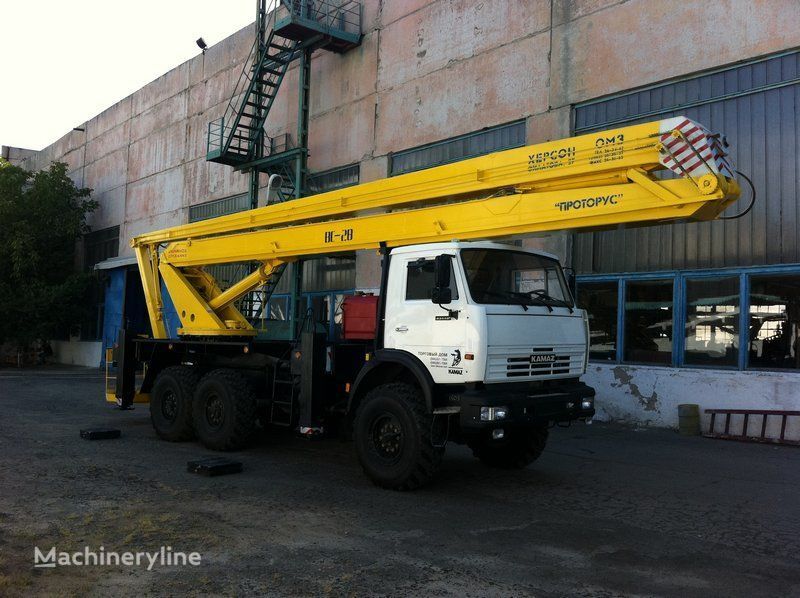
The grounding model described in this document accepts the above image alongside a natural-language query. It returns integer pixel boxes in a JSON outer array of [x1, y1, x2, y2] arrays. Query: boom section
[[132, 117, 735, 246], [132, 117, 740, 338]]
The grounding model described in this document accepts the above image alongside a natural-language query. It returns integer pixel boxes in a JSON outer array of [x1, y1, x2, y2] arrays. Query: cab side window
[[405, 259, 459, 301]]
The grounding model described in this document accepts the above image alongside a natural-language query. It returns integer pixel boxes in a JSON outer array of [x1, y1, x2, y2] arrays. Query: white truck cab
[[338, 240, 597, 487], [383, 241, 589, 386]]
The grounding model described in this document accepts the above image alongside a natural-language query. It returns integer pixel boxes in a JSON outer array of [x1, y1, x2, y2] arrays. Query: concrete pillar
[[526, 106, 571, 145]]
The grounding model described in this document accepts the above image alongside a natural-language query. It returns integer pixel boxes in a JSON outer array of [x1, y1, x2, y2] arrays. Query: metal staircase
[[206, 0, 362, 193], [206, 10, 298, 167]]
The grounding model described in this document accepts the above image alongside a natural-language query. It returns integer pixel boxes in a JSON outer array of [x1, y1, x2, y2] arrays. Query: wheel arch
[[347, 349, 435, 417]]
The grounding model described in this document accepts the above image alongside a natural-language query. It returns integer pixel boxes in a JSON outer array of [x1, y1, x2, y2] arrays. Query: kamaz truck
[[109, 117, 741, 489]]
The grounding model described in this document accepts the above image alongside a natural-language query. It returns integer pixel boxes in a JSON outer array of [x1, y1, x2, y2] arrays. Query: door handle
[[395, 325, 408, 332]]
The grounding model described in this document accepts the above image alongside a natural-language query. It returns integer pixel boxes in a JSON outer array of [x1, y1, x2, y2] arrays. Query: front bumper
[[459, 380, 595, 429]]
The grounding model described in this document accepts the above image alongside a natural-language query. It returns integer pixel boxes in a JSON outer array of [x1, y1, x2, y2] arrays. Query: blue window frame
[[577, 264, 800, 372]]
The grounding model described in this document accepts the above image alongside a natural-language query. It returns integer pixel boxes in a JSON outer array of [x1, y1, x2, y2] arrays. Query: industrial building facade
[[9, 0, 800, 427]]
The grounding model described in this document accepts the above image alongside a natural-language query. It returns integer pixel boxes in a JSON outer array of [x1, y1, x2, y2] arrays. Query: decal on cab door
[[417, 349, 463, 375]]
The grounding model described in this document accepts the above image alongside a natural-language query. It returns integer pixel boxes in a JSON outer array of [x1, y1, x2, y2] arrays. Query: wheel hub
[[205, 394, 224, 429], [161, 390, 178, 421], [371, 414, 404, 460]]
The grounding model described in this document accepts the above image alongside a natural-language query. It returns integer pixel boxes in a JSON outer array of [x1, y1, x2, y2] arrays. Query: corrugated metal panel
[[307, 164, 359, 195], [390, 120, 526, 176], [573, 51, 800, 274], [269, 256, 356, 294], [301, 255, 356, 292], [188, 193, 249, 223]]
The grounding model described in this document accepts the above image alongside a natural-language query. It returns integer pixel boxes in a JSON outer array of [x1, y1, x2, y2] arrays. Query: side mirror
[[431, 287, 452, 305], [434, 254, 451, 289], [432, 254, 453, 305], [563, 266, 577, 298]]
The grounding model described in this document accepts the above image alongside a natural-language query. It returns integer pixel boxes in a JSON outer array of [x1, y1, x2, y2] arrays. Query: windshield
[[460, 248, 573, 308]]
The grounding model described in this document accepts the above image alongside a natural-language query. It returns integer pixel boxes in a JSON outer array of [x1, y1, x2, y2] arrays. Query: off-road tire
[[192, 369, 257, 451], [469, 426, 549, 469], [354, 382, 443, 490], [150, 366, 200, 442]]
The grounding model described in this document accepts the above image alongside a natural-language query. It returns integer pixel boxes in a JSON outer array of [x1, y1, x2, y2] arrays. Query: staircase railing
[[283, 0, 361, 36], [207, 35, 260, 160], [207, 2, 291, 162]]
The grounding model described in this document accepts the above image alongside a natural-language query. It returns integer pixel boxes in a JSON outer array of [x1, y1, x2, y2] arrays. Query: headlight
[[581, 398, 593, 410], [480, 406, 508, 421]]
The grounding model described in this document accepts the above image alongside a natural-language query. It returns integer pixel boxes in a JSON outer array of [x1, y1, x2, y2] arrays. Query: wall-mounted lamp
[[196, 37, 207, 54]]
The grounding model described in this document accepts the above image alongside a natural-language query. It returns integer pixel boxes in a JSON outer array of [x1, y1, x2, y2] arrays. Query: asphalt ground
[[0, 366, 798, 597]]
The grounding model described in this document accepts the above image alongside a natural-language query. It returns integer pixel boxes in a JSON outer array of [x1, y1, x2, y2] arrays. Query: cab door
[[384, 254, 468, 383]]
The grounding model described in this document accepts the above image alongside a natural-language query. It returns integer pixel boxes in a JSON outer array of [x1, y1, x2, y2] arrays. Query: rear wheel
[[354, 382, 443, 490], [150, 366, 200, 441], [192, 369, 257, 451], [468, 426, 549, 469]]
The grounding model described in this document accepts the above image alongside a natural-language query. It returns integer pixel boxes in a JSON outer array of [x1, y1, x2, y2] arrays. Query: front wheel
[[354, 383, 443, 490], [468, 426, 549, 469]]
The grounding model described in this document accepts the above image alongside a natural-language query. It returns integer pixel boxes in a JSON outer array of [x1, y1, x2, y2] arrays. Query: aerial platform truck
[[110, 117, 740, 489]]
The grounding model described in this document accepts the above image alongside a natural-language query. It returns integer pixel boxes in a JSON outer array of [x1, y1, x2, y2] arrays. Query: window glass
[[460, 249, 571, 308], [83, 226, 119, 271], [748, 275, 800, 369], [578, 281, 618, 361], [405, 259, 458, 301], [624, 279, 674, 364], [268, 296, 289, 321], [684, 277, 739, 367]]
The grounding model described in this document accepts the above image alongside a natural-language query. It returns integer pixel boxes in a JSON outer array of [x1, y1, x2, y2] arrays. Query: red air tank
[[341, 294, 379, 340]]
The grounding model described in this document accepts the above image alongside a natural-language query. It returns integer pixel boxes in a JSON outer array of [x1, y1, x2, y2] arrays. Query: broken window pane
[[684, 277, 740, 367], [624, 279, 674, 365]]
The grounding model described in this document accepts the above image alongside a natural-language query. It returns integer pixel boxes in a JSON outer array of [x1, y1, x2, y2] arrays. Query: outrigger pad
[[80, 428, 121, 440], [187, 457, 242, 477]]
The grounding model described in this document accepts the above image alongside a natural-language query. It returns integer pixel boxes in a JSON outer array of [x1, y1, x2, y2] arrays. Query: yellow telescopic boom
[[132, 116, 740, 339]]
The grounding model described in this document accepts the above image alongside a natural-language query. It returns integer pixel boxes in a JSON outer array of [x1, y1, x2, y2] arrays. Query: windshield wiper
[[480, 289, 574, 314], [525, 289, 573, 313], [481, 290, 529, 311]]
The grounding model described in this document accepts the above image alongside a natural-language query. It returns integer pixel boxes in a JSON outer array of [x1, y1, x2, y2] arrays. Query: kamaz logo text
[[531, 354, 557, 364], [555, 194, 622, 212]]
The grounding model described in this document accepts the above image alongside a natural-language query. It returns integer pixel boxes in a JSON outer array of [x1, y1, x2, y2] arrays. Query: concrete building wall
[[1, 145, 37, 166], [17, 0, 800, 421]]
